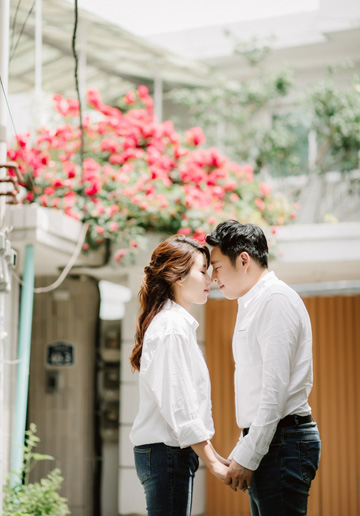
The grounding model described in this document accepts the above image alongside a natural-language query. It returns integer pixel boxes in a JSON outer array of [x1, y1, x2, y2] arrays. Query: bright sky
[[73, 0, 320, 36]]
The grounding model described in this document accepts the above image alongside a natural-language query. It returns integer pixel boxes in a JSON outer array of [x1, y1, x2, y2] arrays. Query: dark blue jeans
[[248, 422, 321, 516], [134, 443, 199, 516]]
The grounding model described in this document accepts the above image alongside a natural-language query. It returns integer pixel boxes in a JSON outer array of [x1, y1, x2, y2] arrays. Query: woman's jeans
[[248, 422, 321, 516], [134, 443, 199, 516]]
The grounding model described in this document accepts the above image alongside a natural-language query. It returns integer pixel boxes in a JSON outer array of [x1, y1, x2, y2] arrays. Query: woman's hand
[[211, 459, 230, 482], [191, 441, 230, 483], [208, 441, 231, 466]]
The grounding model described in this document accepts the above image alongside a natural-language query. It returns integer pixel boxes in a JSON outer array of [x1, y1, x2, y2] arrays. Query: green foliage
[[2, 424, 70, 516], [169, 39, 360, 177], [169, 64, 298, 174], [309, 72, 360, 173]]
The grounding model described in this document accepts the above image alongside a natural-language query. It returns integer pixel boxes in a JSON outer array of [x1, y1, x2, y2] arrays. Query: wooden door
[[205, 295, 360, 516]]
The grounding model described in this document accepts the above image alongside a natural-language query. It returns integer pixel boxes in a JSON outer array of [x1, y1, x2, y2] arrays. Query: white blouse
[[130, 300, 215, 448]]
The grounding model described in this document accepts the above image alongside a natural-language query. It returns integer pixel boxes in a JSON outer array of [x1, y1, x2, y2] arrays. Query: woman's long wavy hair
[[130, 235, 210, 371]]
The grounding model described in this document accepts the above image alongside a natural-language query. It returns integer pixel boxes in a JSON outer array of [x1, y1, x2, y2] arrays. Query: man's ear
[[239, 252, 250, 268]]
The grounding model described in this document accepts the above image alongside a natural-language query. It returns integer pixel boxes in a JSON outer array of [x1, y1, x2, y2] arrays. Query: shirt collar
[[163, 299, 199, 331], [238, 270, 277, 309]]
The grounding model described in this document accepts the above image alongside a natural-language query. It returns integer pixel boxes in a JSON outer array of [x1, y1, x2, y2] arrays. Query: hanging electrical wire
[[11, 222, 89, 294], [0, 75, 36, 192], [10, 0, 22, 57], [9, 0, 36, 66], [71, 0, 85, 179]]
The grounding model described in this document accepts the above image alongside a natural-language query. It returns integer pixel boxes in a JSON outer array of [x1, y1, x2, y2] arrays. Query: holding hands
[[224, 459, 253, 492], [192, 441, 252, 492]]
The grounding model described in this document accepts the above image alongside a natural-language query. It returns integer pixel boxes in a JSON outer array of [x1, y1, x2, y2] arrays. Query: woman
[[130, 235, 228, 516]]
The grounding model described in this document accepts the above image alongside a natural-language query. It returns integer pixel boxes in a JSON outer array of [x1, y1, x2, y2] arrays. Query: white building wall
[[1, 276, 20, 495]]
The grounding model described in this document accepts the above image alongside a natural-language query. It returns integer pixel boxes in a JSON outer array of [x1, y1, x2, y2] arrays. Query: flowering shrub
[[8, 86, 298, 263]]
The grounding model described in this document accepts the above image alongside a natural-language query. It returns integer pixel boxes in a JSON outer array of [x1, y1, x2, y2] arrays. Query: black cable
[[0, 75, 18, 141], [10, 0, 22, 57], [71, 0, 85, 178], [0, 74, 36, 190], [9, 0, 36, 66]]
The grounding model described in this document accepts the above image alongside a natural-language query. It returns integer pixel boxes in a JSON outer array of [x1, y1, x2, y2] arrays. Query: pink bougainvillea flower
[[44, 186, 55, 196], [109, 222, 119, 232], [114, 248, 128, 264], [87, 88, 103, 110], [108, 204, 120, 215], [193, 230, 206, 242], [177, 228, 192, 236], [85, 183, 101, 197], [7, 86, 297, 259], [95, 225, 106, 235], [53, 94, 80, 117], [137, 85, 149, 99], [63, 161, 77, 179], [255, 198, 265, 212], [124, 91, 137, 105], [39, 195, 48, 206], [100, 138, 120, 154], [242, 164, 254, 181], [259, 182, 272, 197], [185, 127, 205, 147]]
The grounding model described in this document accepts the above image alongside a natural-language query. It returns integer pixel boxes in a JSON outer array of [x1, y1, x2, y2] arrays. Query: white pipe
[[35, 0, 42, 98], [0, 1, 10, 510], [0, 0, 9, 168]]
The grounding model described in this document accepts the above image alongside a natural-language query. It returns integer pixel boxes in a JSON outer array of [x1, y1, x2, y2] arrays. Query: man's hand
[[224, 459, 254, 492]]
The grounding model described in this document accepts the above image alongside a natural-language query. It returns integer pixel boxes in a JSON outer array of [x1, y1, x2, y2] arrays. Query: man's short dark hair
[[206, 220, 269, 268]]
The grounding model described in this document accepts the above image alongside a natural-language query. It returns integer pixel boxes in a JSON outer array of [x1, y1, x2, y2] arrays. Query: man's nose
[[211, 270, 217, 282]]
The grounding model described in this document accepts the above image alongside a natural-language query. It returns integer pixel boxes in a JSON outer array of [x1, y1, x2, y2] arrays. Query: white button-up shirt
[[229, 271, 313, 470], [130, 300, 215, 448]]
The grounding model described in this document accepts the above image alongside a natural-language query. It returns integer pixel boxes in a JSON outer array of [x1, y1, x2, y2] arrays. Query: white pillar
[[118, 267, 146, 516], [154, 76, 163, 123], [35, 0, 42, 98], [0, 1, 10, 510]]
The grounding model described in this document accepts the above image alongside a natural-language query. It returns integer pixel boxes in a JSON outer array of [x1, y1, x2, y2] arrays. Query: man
[[206, 220, 321, 516]]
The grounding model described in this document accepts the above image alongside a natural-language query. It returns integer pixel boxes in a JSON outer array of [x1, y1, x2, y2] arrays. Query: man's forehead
[[210, 247, 224, 263]]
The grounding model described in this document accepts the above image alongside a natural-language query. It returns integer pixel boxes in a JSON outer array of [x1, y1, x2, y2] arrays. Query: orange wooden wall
[[205, 295, 360, 516]]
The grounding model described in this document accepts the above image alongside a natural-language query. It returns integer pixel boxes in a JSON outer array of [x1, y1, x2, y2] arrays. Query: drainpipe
[[10, 244, 34, 483], [0, 0, 10, 509]]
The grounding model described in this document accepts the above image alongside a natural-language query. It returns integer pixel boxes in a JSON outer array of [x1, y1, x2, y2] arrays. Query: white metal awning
[[8, 0, 211, 101]]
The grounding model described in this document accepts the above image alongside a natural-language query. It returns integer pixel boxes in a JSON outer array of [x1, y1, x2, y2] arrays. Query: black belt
[[242, 414, 313, 437]]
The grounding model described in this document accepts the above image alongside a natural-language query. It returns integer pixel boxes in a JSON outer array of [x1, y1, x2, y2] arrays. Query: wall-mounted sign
[[46, 342, 75, 367]]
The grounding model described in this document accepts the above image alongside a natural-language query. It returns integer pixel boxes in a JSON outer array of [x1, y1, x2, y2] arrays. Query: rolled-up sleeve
[[141, 332, 211, 448]]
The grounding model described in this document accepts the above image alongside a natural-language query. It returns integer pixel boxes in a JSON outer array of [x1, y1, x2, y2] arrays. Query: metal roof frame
[[8, 0, 211, 102]]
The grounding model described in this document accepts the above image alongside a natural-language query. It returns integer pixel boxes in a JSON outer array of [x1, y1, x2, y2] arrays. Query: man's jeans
[[134, 443, 199, 516], [248, 422, 321, 516]]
